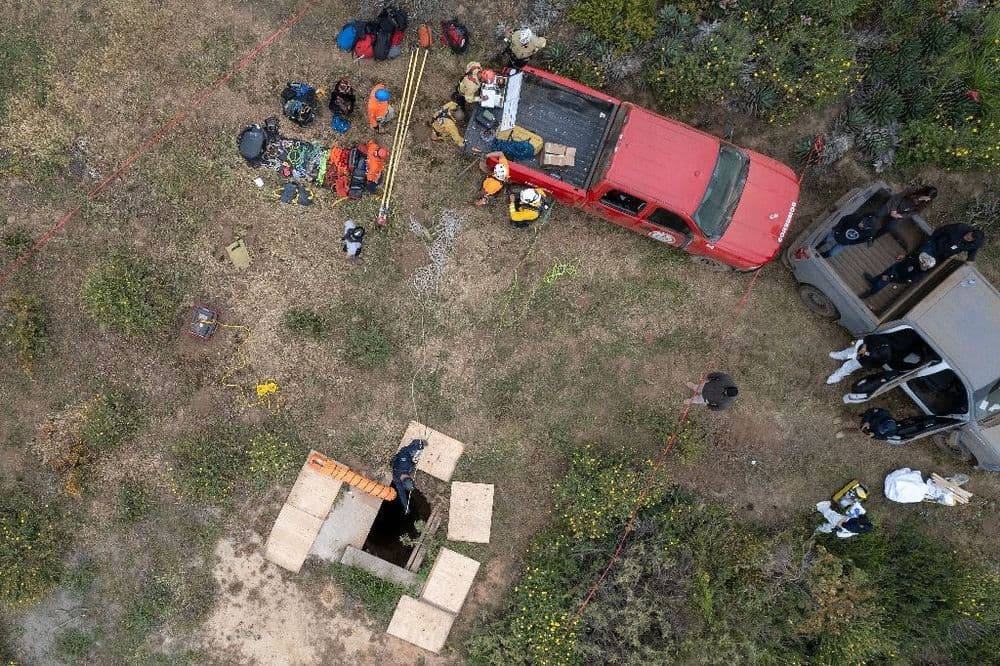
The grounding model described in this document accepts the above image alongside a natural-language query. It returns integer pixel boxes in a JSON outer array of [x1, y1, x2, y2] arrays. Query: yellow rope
[[379, 50, 419, 216], [380, 49, 428, 224]]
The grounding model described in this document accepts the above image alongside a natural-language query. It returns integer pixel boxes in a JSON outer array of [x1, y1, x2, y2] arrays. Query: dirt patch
[[199, 538, 374, 665]]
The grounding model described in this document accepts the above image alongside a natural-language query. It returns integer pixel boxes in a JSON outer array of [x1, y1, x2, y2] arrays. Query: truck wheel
[[799, 285, 839, 318], [933, 433, 975, 464], [690, 256, 732, 272]]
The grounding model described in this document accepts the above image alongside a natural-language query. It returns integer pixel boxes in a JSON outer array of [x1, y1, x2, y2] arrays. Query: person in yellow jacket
[[475, 152, 509, 206], [508, 187, 547, 227], [457, 62, 484, 106], [430, 101, 465, 147], [506, 27, 547, 66]]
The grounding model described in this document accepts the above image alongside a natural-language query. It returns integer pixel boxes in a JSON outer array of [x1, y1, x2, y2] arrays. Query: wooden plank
[[420, 548, 480, 614], [448, 482, 494, 543], [405, 507, 443, 572], [399, 421, 465, 482], [387, 596, 455, 654], [286, 456, 343, 519], [931, 474, 972, 502], [264, 504, 325, 573]]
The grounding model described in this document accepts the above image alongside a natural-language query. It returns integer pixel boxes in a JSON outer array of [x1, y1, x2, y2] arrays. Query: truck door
[[594, 189, 689, 248], [639, 207, 693, 249]]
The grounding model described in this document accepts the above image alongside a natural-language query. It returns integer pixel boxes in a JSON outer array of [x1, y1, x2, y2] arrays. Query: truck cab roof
[[900, 263, 1000, 395]]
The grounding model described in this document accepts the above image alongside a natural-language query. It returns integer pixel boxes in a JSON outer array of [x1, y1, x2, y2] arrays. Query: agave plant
[[863, 85, 905, 125], [738, 85, 780, 119]]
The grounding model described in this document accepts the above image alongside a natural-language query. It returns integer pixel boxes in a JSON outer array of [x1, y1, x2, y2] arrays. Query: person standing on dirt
[[920, 223, 985, 263], [430, 100, 466, 147], [684, 372, 738, 411], [860, 252, 936, 298], [876, 185, 938, 248], [456, 62, 485, 108], [363, 141, 389, 192], [815, 212, 878, 258], [367, 84, 395, 133], [504, 26, 547, 67]]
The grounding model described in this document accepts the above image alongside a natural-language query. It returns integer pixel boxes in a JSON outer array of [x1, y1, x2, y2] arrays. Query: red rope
[[568, 150, 814, 631], [0, 1, 317, 289]]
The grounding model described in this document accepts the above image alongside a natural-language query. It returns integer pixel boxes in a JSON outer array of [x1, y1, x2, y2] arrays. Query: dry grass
[[2, 0, 999, 663]]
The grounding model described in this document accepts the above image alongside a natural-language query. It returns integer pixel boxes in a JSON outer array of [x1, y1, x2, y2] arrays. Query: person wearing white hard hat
[[475, 151, 509, 206], [506, 27, 547, 66], [508, 187, 547, 227]]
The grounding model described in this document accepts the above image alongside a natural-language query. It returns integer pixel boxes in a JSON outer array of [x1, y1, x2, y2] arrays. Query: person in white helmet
[[508, 187, 547, 227], [475, 151, 509, 206], [505, 27, 547, 66]]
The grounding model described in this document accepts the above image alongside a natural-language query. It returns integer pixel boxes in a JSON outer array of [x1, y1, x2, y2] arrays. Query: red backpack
[[354, 33, 375, 59], [440, 19, 469, 54]]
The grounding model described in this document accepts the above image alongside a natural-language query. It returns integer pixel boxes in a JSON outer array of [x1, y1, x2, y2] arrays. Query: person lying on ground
[[919, 222, 985, 263], [816, 212, 878, 258], [859, 252, 936, 298], [684, 371, 738, 411], [876, 185, 937, 248]]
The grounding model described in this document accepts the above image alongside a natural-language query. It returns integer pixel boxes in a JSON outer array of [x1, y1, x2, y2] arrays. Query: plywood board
[[447, 482, 494, 543], [399, 421, 465, 482], [310, 487, 382, 561], [420, 548, 480, 614], [387, 596, 455, 654], [286, 457, 343, 519], [264, 504, 325, 573], [225, 239, 251, 269]]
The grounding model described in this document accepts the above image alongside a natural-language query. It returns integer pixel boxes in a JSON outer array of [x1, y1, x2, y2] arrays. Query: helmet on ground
[[520, 188, 541, 205], [375, 87, 390, 101], [465, 61, 482, 74], [493, 162, 508, 180], [375, 147, 389, 159], [517, 27, 535, 45], [331, 115, 351, 133], [480, 69, 497, 84]]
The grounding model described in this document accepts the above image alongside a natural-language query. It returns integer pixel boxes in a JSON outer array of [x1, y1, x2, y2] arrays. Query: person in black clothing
[[859, 407, 899, 440], [329, 78, 356, 118], [826, 328, 927, 384], [816, 212, 878, 258], [860, 252, 936, 298], [919, 223, 985, 263], [391, 438, 426, 514], [685, 372, 738, 411], [876, 185, 937, 248]]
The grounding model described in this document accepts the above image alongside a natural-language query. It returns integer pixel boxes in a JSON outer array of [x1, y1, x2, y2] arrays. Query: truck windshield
[[974, 378, 1000, 421], [693, 146, 750, 241]]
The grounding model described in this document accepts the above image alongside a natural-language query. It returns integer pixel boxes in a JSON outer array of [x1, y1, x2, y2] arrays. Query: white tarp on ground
[[884, 467, 953, 504]]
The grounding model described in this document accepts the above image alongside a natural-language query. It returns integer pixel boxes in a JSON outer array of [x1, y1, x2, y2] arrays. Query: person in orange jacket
[[367, 84, 395, 132], [365, 141, 389, 192], [475, 151, 509, 206]]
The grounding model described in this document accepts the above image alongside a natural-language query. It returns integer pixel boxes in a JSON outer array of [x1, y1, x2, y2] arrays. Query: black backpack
[[238, 125, 267, 166], [373, 7, 407, 60], [441, 19, 469, 54], [347, 148, 368, 199]]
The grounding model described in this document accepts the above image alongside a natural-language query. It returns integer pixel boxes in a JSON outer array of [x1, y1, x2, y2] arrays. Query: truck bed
[[817, 191, 930, 318], [463, 71, 616, 190]]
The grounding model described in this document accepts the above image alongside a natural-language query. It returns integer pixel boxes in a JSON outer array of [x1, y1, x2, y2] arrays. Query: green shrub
[[55, 628, 97, 661], [344, 319, 393, 368], [117, 479, 154, 525], [284, 307, 329, 340], [570, 0, 657, 49], [172, 425, 302, 504], [330, 563, 411, 622], [0, 292, 49, 371], [2, 229, 32, 257], [120, 578, 174, 636], [81, 253, 179, 338], [82, 391, 142, 453], [63, 558, 99, 595], [0, 31, 49, 121], [0, 490, 70, 604]]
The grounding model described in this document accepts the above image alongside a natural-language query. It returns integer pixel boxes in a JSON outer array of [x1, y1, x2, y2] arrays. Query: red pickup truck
[[465, 67, 801, 270]]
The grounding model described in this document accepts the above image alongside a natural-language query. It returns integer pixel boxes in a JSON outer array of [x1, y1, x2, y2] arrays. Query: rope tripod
[[377, 47, 429, 226]]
